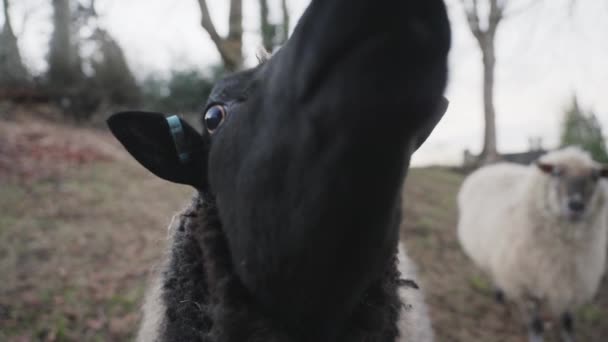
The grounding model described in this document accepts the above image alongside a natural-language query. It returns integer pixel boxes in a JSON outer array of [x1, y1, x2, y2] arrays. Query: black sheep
[[107, 0, 450, 340]]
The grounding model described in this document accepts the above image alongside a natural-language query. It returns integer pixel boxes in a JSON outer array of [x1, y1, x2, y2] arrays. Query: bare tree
[[196, 0, 243, 71], [48, 0, 83, 87], [0, 0, 30, 88], [280, 0, 289, 43], [260, 0, 290, 52], [90, 28, 141, 106], [460, 0, 506, 163], [79, 0, 140, 106], [259, 0, 274, 51]]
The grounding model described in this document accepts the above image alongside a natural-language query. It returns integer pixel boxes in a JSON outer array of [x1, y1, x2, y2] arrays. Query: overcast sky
[[3, 0, 608, 166]]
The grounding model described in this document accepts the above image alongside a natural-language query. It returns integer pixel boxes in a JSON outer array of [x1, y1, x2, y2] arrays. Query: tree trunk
[[90, 29, 141, 106], [460, 0, 504, 165], [197, 0, 243, 72], [280, 0, 289, 43], [0, 0, 30, 87], [225, 0, 243, 70], [48, 0, 83, 87], [259, 0, 273, 51], [480, 35, 499, 163]]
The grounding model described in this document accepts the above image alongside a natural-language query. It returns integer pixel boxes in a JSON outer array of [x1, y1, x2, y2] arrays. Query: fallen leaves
[[0, 112, 117, 184]]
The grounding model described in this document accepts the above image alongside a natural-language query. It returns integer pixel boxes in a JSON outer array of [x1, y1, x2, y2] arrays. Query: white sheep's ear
[[107, 111, 208, 189], [537, 162, 556, 175]]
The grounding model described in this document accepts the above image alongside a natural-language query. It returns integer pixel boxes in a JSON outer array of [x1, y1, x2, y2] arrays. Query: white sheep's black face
[[538, 162, 608, 222]]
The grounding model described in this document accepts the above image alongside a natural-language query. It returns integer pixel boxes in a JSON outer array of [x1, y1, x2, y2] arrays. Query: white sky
[[3, 0, 608, 166]]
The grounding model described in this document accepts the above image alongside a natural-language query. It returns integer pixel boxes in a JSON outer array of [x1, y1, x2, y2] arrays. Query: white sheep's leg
[[525, 299, 544, 342], [560, 312, 575, 342], [494, 288, 506, 305], [527, 318, 544, 342]]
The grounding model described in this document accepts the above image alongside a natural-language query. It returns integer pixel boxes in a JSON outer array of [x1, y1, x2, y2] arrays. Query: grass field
[[1, 112, 606, 341]]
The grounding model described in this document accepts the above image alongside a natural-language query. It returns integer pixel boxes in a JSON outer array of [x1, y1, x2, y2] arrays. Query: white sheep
[[457, 146, 608, 342]]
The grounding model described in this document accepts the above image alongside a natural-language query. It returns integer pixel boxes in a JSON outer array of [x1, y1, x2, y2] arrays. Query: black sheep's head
[[108, 0, 450, 338]]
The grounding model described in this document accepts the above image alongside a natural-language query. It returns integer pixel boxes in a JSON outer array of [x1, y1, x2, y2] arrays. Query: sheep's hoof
[[560, 312, 574, 342], [528, 332, 544, 342], [494, 289, 505, 304], [528, 316, 544, 342]]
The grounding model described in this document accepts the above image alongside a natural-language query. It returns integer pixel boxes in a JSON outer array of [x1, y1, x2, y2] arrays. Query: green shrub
[[560, 96, 608, 163], [142, 65, 223, 114]]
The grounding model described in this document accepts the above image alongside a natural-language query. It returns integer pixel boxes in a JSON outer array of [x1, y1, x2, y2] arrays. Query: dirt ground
[[1, 111, 607, 341]]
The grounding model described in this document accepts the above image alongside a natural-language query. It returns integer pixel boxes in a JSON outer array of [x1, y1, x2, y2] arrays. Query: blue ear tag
[[166, 115, 190, 163]]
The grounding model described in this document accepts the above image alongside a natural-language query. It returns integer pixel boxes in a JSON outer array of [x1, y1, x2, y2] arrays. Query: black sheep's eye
[[204, 105, 227, 133]]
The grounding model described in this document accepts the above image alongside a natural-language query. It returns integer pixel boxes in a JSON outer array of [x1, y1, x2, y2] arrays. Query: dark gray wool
[[159, 194, 409, 341]]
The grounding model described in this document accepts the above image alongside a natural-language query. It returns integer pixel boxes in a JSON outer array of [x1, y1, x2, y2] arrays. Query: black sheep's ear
[[414, 97, 449, 151], [107, 111, 207, 188]]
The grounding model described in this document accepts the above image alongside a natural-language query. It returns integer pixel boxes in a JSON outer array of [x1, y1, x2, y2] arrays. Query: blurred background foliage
[[141, 66, 224, 114], [0, 0, 288, 121], [560, 96, 608, 163]]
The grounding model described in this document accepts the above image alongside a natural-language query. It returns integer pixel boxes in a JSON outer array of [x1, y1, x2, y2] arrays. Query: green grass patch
[[468, 274, 491, 293], [578, 304, 603, 324]]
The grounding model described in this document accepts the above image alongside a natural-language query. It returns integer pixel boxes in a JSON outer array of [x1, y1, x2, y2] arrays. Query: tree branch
[[488, 0, 504, 35], [197, 0, 240, 68], [196, 0, 243, 71], [227, 0, 243, 41], [2, 0, 13, 33], [197, 0, 224, 49], [281, 0, 289, 42], [259, 0, 273, 50], [460, 0, 483, 40]]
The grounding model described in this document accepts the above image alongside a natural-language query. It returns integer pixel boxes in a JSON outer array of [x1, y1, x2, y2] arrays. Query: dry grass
[[0, 114, 606, 341], [0, 161, 193, 341], [0, 114, 191, 341]]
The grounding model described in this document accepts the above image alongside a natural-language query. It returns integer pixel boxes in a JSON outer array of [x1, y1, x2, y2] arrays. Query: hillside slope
[[1, 115, 606, 341]]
